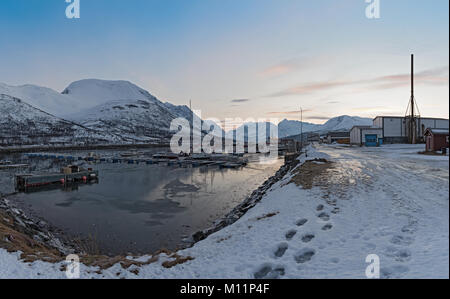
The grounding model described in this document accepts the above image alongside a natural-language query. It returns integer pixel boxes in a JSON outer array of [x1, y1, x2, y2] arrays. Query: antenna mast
[[407, 54, 419, 144]]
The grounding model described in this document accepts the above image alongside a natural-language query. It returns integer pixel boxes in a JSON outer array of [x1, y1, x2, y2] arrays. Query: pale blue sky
[[0, 0, 448, 122]]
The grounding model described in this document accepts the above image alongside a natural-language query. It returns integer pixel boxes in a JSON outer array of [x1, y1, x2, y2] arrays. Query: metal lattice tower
[[405, 54, 421, 144]]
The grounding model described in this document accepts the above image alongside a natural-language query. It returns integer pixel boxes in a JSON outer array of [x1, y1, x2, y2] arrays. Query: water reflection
[[7, 151, 283, 255]]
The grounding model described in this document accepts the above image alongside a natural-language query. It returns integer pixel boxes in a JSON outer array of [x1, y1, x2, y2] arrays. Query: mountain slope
[[1, 79, 201, 143], [62, 80, 196, 142], [280, 115, 373, 137], [0, 83, 82, 117], [319, 115, 372, 132], [277, 119, 321, 138], [0, 94, 122, 146], [234, 115, 373, 139], [66, 98, 180, 142], [61, 79, 160, 114]]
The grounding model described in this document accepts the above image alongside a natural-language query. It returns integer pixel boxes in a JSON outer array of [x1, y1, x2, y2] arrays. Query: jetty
[[0, 161, 29, 170], [23, 152, 250, 169], [15, 165, 98, 191]]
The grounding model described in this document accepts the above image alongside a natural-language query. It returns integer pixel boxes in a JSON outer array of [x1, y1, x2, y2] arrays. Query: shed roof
[[424, 128, 449, 135]]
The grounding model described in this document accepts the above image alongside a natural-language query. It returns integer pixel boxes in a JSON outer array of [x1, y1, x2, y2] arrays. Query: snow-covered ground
[[1, 144, 448, 279]]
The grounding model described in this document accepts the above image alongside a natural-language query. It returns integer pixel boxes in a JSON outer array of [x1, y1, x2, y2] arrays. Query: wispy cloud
[[268, 66, 449, 97], [270, 80, 352, 97], [260, 63, 297, 77], [366, 66, 449, 90], [267, 109, 313, 116], [231, 99, 251, 103], [260, 56, 331, 78]]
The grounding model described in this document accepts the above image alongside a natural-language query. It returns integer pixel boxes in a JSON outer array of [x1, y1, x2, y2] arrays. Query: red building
[[424, 129, 449, 152]]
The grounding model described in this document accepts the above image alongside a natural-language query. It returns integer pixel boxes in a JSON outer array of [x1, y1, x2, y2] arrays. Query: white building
[[350, 126, 383, 146], [373, 116, 449, 144]]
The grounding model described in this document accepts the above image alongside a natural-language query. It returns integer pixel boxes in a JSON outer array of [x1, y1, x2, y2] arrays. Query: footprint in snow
[[274, 243, 288, 258], [254, 264, 285, 279], [316, 204, 324, 211], [385, 246, 412, 262], [296, 219, 308, 226], [380, 265, 410, 279], [285, 230, 297, 240], [294, 248, 316, 264], [390, 235, 414, 246], [301, 234, 315, 243], [401, 219, 419, 235], [322, 223, 333, 231], [317, 212, 330, 221]]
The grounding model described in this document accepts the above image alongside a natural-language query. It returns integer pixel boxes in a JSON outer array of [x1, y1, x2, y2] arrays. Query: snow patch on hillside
[[0, 83, 82, 117]]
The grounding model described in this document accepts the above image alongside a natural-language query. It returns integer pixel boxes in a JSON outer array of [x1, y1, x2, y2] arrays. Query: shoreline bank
[[0, 151, 298, 266], [0, 143, 170, 154]]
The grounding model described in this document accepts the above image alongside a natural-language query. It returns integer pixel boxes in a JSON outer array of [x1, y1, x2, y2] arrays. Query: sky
[[0, 0, 448, 124]]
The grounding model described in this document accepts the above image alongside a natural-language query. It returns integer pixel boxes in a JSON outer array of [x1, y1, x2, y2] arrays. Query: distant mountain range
[[277, 115, 373, 138], [0, 79, 372, 147], [232, 115, 373, 139]]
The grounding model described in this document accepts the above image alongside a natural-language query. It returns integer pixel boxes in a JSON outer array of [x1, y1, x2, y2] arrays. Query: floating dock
[[23, 152, 249, 169], [0, 163, 29, 170], [15, 168, 99, 191]]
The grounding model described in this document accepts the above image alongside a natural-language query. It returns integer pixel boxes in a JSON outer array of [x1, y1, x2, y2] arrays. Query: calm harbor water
[[3, 149, 283, 255]]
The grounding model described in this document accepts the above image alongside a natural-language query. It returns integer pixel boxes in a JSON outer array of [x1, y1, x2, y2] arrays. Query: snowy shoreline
[[1, 144, 448, 279], [0, 151, 296, 274], [189, 154, 300, 244]]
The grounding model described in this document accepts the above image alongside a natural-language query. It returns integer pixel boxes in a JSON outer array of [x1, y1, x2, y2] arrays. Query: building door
[[365, 134, 378, 147], [426, 136, 432, 152]]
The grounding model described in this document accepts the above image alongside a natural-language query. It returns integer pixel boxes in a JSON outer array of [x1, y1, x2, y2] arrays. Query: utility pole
[[189, 99, 193, 154], [300, 107, 303, 151]]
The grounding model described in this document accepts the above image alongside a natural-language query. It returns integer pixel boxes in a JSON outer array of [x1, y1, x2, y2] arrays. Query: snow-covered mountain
[[0, 83, 83, 117], [1, 79, 201, 145], [278, 115, 372, 137], [66, 98, 180, 142], [318, 115, 372, 133], [277, 119, 321, 138], [234, 115, 373, 139], [61, 79, 161, 114], [162, 102, 193, 122], [62, 80, 199, 142], [0, 94, 122, 146]]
